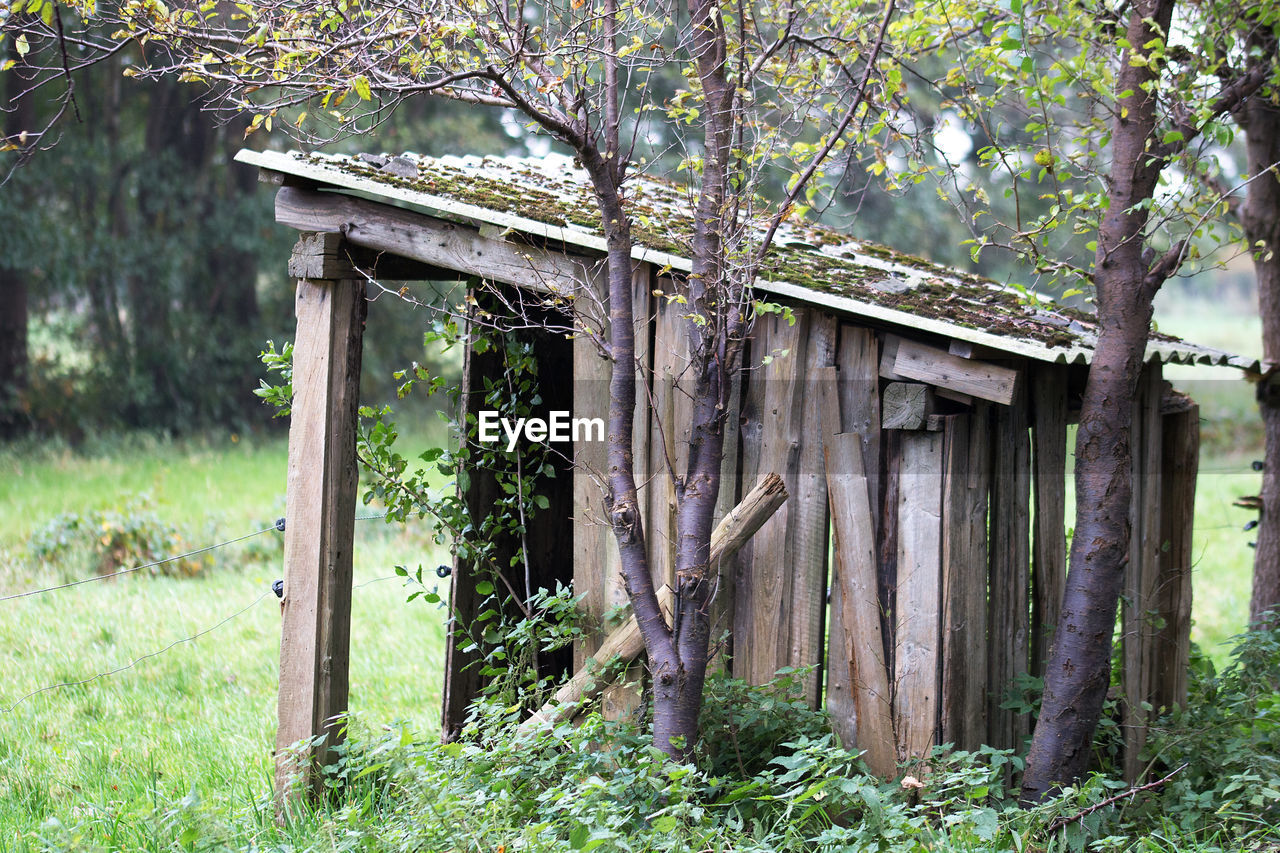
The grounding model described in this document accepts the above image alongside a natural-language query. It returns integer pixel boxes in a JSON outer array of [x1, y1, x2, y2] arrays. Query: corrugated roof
[[236, 148, 1258, 371]]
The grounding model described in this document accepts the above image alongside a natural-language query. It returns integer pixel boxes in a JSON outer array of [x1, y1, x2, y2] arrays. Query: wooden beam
[[883, 382, 933, 430], [1031, 365, 1068, 677], [825, 427, 896, 777], [894, 431, 944, 764], [276, 275, 365, 810], [891, 336, 1020, 405], [825, 328, 881, 752], [275, 186, 588, 292], [791, 313, 837, 703]]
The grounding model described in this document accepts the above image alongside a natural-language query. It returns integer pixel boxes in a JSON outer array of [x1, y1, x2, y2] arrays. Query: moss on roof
[[296, 150, 1099, 350]]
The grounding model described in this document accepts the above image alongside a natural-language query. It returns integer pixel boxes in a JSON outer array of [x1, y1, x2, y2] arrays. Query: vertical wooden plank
[[791, 313, 837, 703], [825, 328, 880, 750], [940, 407, 991, 752], [838, 326, 881, 512], [277, 276, 364, 806], [1123, 362, 1164, 782], [734, 308, 808, 688], [894, 431, 944, 763], [824, 426, 896, 777], [878, 430, 902, 681], [987, 375, 1030, 751], [572, 268, 614, 671], [1152, 397, 1198, 713], [1031, 365, 1068, 676]]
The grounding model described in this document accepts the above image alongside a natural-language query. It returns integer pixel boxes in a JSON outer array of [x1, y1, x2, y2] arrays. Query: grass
[[0, 427, 450, 848]]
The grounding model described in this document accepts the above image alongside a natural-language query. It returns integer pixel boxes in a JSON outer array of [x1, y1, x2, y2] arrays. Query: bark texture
[[1239, 94, 1280, 624]]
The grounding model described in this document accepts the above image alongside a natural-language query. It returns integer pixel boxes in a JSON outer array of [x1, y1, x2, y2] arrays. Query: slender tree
[[894, 0, 1276, 798]]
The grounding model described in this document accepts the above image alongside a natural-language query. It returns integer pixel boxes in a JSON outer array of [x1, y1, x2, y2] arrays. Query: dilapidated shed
[[237, 148, 1256, 796]]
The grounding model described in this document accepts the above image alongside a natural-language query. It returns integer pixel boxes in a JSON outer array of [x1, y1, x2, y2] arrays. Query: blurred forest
[[0, 26, 1244, 441]]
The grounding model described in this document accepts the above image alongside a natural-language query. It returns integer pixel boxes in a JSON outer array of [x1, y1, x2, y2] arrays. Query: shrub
[[28, 496, 212, 579]]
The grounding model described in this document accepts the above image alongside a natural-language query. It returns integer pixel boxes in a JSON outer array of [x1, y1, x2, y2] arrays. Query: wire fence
[[0, 511, 399, 714]]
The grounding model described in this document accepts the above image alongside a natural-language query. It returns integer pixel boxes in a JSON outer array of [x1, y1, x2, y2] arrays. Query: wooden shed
[[237, 149, 1255, 794]]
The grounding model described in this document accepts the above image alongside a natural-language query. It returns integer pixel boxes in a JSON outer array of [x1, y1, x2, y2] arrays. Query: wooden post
[[824, 421, 896, 777], [276, 233, 365, 809]]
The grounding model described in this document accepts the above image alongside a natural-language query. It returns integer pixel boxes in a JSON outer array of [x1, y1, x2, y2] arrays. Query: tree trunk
[[1021, 0, 1175, 801], [1239, 95, 1280, 625], [0, 34, 34, 436]]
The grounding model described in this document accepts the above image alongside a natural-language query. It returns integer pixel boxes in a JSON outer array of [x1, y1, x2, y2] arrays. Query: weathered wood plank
[[987, 377, 1030, 751], [892, 337, 1020, 405], [734, 308, 808, 688], [940, 408, 991, 753], [825, 328, 880, 751], [883, 382, 933, 430], [790, 313, 837, 703], [708, 348, 744, 670], [276, 275, 365, 808], [1123, 363, 1164, 783], [1031, 365, 1068, 676], [825, 426, 897, 777], [837, 326, 882, 514], [894, 431, 944, 763], [275, 186, 586, 292], [1152, 398, 1198, 714]]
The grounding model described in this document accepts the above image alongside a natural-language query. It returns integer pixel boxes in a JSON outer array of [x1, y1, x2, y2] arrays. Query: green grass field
[[0, 430, 450, 847]]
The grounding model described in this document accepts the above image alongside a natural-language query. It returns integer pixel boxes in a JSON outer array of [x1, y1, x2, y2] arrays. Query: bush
[[28, 496, 213, 579]]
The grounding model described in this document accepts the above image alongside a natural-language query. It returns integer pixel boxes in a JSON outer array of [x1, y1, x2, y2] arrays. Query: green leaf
[[352, 75, 372, 101], [475, 580, 495, 596]]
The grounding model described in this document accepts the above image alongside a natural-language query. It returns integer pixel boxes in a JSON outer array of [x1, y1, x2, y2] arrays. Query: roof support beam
[[274, 186, 594, 293]]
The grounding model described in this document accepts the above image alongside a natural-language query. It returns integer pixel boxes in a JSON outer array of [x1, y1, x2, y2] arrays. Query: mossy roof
[[236, 148, 1255, 371]]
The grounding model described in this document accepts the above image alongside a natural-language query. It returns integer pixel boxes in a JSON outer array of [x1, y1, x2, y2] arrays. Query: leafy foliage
[[27, 494, 214, 578]]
